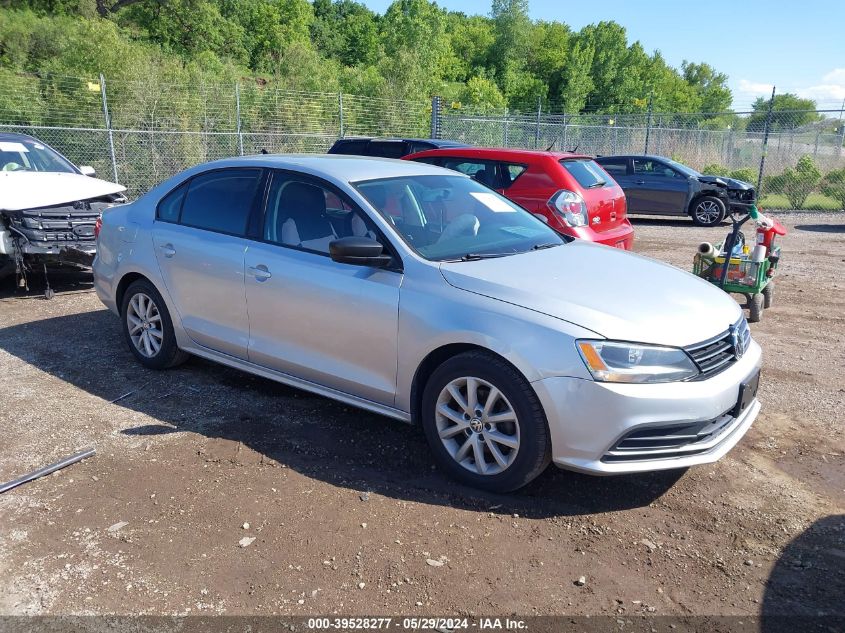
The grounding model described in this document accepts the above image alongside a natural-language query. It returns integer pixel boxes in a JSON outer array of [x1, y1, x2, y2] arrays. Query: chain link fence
[[437, 99, 845, 211], [1, 71, 843, 210]]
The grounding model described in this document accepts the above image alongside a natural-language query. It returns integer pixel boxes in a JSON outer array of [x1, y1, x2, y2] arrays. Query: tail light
[[548, 190, 588, 227], [94, 215, 102, 238]]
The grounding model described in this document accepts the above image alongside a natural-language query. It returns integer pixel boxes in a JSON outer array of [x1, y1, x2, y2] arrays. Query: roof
[[0, 131, 36, 141], [164, 154, 459, 186], [595, 154, 669, 161], [407, 147, 591, 161], [333, 137, 470, 148]]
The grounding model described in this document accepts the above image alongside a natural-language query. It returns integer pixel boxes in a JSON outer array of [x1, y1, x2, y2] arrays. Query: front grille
[[602, 412, 737, 463], [7, 202, 108, 245], [685, 317, 751, 381]]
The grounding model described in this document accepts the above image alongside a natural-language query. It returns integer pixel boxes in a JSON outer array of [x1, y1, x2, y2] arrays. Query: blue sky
[[361, 0, 845, 111]]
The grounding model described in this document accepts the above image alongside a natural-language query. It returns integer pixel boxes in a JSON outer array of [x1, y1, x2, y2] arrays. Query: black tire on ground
[[690, 196, 727, 227], [748, 292, 764, 323], [762, 282, 774, 309], [120, 278, 189, 370], [420, 350, 551, 493]]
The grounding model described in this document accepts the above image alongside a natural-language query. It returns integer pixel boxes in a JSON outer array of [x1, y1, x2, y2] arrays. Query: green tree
[[526, 20, 569, 99], [443, 13, 493, 82], [682, 61, 732, 113], [489, 0, 530, 88], [820, 168, 845, 210], [457, 75, 506, 110], [748, 93, 822, 131], [557, 35, 593, 113], [311, 0, 379, 67], [765, 155, 822, 208]]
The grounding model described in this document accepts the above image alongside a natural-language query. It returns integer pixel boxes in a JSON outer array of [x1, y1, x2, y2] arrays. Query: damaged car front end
[[1, 171, 126, 288]]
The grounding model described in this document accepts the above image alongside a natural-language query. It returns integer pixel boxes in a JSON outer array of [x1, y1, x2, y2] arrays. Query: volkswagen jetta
[[94, 155, 762, 492]]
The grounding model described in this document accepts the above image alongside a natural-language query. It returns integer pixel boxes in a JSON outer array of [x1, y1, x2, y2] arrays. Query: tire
[[762, 282, 774, 309], [420, 350, 551, 492], [691, 196, 727, 227], [120, 279, 188, 370], [748, 292, 764, 323]]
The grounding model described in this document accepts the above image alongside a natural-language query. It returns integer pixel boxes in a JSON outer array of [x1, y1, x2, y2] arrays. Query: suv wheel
[[421, 351, 551, 492], [121, 279, 188, 369], [691, 196, 726, 227]]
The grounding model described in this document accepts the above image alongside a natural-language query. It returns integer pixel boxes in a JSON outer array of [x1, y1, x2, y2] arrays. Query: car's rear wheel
[[691, 196, 726, 227], [121, 279, 188, 369], [421, 351, 551, 492]]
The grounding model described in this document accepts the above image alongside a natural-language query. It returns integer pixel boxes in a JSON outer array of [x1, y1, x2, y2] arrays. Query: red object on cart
[[756, 216, 787, 250]]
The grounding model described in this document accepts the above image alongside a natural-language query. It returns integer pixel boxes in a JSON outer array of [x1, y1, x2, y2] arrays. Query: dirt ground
[[0, 213, 843, 620]]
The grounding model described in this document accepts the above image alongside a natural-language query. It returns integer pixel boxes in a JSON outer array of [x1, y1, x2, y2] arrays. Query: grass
[[758, 193, 843, 211]]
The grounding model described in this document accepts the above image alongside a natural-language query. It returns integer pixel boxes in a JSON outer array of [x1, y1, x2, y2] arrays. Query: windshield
[[0, 137, 78, 173], [355, 175, 565, 262], [664, 158, 701, 178]]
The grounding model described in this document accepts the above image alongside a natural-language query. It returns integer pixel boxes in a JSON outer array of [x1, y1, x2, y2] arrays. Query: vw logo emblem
[[731, 325, 745, 359]]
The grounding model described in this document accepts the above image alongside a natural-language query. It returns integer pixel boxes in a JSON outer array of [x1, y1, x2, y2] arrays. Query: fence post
[[838, 98, 845, 158], [99, 73, 119, 183], [643, 93, 653, 153], [235, 81, 244, 156], [534, 96, 542, 149], [562, 111, 568, 150], [756, 86, 776, 194], [430, 96, 441, 139], [338, 92, 345, 138], [503, 108, 509, 146]]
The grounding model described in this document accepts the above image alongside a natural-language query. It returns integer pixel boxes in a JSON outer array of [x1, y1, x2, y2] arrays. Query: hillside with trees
[[1, 0, 738, 113]]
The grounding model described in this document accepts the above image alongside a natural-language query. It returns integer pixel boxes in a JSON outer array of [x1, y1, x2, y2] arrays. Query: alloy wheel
[[435, 376, 520, 476], [695, 200, 722, 224], [126, 292, 163, 358]]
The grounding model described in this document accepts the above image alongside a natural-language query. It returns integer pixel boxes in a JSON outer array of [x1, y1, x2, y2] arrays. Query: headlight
[[576, 340, 699, 383]]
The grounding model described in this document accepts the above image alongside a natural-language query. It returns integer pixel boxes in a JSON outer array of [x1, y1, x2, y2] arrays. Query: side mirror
[[329, 236, 392, 267], [79, 165, 96, 177]]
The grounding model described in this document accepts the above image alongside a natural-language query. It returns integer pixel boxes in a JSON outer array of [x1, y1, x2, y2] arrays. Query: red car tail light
[[94, 215, 102, 238], [548, 190, 588, 227]]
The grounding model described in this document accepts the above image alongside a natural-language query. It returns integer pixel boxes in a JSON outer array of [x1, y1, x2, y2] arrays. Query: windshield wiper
[[588, 180, 607, 188], [458, 252, 511, 261], [531, 242, 561, 251]]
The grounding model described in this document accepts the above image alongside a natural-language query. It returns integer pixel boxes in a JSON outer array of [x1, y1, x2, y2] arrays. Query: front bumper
[[532, 339, 762, 475]]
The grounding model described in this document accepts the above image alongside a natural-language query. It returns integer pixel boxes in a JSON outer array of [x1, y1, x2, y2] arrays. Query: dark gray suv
[[595, 155, 756, 226]]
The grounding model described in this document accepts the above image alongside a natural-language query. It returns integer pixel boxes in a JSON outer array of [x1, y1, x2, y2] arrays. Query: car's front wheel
[[120, 279, 188, 370], [421, 351, 551, 492], [691, 196, 727, 227]]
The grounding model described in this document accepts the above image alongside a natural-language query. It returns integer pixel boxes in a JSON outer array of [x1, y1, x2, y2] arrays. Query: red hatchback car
[[403, 148, 634, 249]]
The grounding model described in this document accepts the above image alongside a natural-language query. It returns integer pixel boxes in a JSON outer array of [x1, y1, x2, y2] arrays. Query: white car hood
[[439, 241, 743, 348], [0, 171, 126, 211]]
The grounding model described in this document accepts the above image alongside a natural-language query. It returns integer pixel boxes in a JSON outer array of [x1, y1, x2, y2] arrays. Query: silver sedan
[[93, 155, 762, 492]]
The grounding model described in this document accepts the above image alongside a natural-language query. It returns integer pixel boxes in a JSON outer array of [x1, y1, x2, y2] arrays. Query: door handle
[[159, 243, 176, 258], [248, 265, 272, 281], [635, 179, 646, 185]]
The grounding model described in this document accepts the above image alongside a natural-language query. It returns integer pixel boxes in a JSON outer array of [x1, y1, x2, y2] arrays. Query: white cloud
[[797, 68, 845, 104], [736, 79, 774, 96]]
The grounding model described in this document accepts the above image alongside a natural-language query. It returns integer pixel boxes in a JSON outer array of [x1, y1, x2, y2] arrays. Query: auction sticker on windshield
[[0, 142, 28, 152], [470, 191, 515, 212]]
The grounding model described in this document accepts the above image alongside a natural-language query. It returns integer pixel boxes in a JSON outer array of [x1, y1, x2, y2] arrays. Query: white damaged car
[[0, 132, 126, 290]]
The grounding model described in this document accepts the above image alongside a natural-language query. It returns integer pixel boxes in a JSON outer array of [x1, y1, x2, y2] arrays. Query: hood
[[699, 175, 754, 191], [0, 171, 126, 211], [439, 241, 742, 348]]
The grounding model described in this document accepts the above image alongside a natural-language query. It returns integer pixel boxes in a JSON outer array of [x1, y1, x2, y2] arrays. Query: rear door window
[[441, 159, 501, 189], [367, 141, 408, 159], [561, 159, 610, 189], [157, 182, 188, 222], [330, 139, 369, 155], [180, 168, 262, 236], [409, 142, 435, 154], [500, 163, 527, 189]]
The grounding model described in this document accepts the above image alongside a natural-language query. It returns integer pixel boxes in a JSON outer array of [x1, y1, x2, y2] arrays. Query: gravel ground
[[0, 213, 842, 618]]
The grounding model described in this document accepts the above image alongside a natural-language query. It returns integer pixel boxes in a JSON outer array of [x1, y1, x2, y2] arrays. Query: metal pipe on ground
[[0, 448, 96, 494]]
